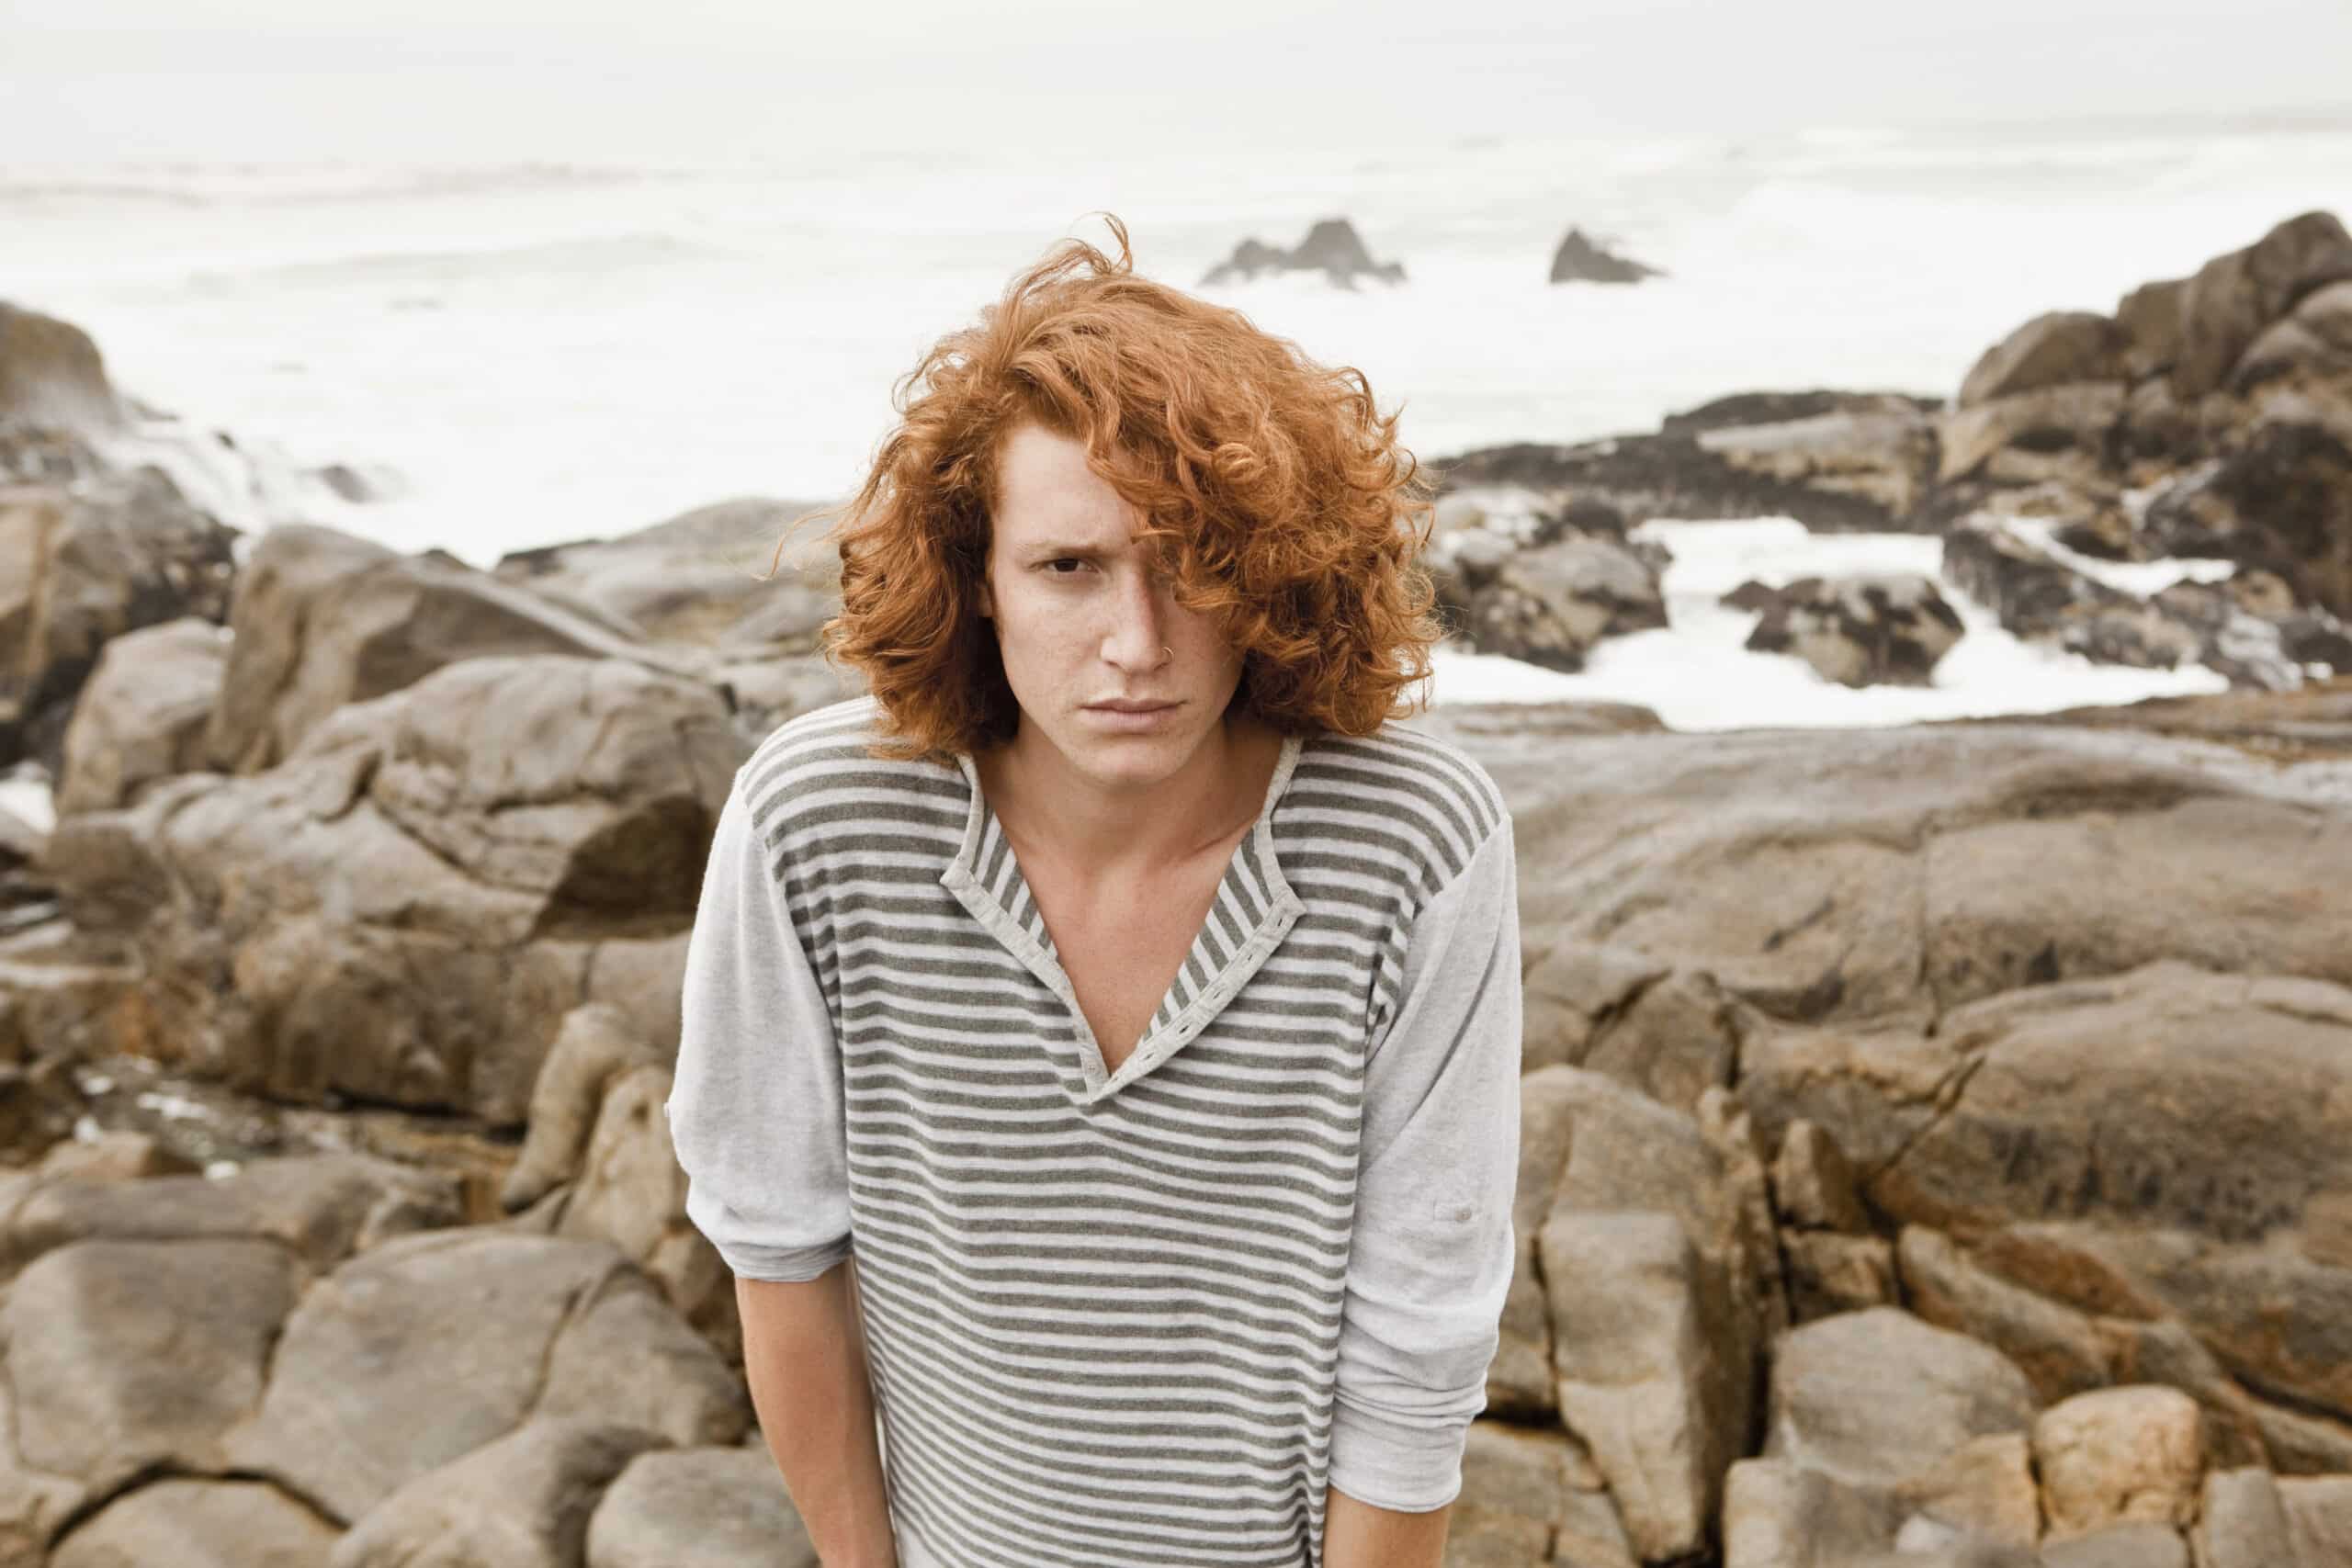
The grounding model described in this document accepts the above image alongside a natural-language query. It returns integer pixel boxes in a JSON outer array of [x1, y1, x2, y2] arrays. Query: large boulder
[[45, 654, 740, 1120], [2171, 210, 2352, 398], [205, 524, 695, 775], [1744, 960, 2352, 1447], [492, 497, 840, 651]]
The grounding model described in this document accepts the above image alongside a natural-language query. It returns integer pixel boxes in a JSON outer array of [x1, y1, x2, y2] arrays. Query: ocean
[[5, 115, 2349, 736]]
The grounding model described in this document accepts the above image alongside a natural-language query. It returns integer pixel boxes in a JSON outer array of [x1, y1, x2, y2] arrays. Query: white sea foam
[[1423, 518, 2231, 731]]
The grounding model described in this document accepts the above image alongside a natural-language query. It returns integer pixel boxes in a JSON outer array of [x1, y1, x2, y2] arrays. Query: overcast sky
[[6, 0, 2349, 165]]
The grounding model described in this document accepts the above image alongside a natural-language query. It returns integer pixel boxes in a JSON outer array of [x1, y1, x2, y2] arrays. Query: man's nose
[[1102, 566, 1171, 666]]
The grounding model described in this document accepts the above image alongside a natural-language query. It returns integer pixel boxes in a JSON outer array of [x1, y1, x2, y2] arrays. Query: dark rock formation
[[1200, 219, 1405, 289], [1549, 228, 1664, 285]]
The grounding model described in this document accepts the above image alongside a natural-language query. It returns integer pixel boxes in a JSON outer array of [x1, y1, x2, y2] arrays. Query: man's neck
[[978, 713, 1282, 885]]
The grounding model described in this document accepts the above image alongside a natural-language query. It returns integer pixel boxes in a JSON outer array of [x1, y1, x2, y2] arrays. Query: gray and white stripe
[[738, 695, 1506, 1568]]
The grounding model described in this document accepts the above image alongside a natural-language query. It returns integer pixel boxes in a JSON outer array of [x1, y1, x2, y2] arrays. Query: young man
[[666, 218, 1522, 1568]]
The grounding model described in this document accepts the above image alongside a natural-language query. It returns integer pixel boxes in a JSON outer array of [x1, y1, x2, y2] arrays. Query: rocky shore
[[0, 211, 2348, 1565]]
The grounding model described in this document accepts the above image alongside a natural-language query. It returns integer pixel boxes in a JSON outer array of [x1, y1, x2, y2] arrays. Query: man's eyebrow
[[1023, 539, 1134, 556]]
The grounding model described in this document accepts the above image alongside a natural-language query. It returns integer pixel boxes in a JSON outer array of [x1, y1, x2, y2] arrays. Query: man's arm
[[1327, 803, 1522, 1551], [740, 1260, 898, 1568], [1325, 1484, 1453, 1568]]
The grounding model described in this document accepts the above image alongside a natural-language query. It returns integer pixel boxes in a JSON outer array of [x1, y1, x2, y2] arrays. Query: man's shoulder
[[1294, 718, 1510, 893], [737, 694, 960, 829]]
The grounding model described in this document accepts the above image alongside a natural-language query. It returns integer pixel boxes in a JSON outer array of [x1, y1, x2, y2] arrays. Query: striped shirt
[[665, 694, 1521, 1568]]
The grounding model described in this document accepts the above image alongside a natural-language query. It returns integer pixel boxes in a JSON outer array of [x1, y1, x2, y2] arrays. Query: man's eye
[[1041, 558, 1090, 575]]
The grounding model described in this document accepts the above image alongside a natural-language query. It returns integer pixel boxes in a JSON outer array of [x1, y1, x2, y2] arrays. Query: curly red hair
[[790, 213, 1443, 762]]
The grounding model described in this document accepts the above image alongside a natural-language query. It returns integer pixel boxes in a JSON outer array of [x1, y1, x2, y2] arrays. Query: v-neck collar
[[940, 730, 1307, 1106]]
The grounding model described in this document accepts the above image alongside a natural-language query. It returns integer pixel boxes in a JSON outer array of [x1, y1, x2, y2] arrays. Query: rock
[[54, 615, 227, 814], [1957, 312, 2134, 408], [327, 1416, 665, 1568], [0, 1381, 86, 1565], [227, 1230, 639, 1524], [2171, 209, 2352, 398], [492, 497, 842, 651], [0, 472, 237, 771], [0, 919, 139, 1066], [1935, 382, 2127, 486], [1736, 572, 1963, 688], [1720, 1456, 1904, 1568], [1747, 962, 2352, 1432], [1771, 1121, 1871, 1233], [1783, 1232, 1896, 1320], [1498, 1068, 1779, 1561], [4, 1238, 298, 1492], [0, 303, 121, 430], [1199, 218, 1405, 289], [1694, 405, 1939, 521], [501, 1002, 662, 1213], [34, 1127, 196, 1183], [2143, 420, 2352, 621], [2116, 277, 2189, 379], [2192, 1466, 2295, 1568], [204, 524, 699, 775], [1464, 532, 1666, 672], [1894, 1225, 2114, 1406], [44, 655, 739, 1120], [1892, 1432, 2040, 1554], [1437, 392, 1944, 536], [2278, 1475, 2352, 1567], [585, 1446, 819, 1568], [1548, 229, 1663, 285], [535, 1273, 747, 1447], [3, 1152, 459, 1282], [1440, 1422, 1634, 1568], [2031, 1385, 2204, 1540], [1497, 1067, 1778, 1428], [48, 1477, 337, 1568], [1762, 1307, 2037, 1491], [557, 1060, 731, 1349], [1538, 1210, 1744, 1562], [2037, 1521, 2188, 1567]]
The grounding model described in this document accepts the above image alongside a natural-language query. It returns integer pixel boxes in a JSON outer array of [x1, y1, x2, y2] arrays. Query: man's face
[[977, 421, 1247, 786]]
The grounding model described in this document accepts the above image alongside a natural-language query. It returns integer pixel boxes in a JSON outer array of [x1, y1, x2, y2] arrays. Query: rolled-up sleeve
[[662, 763, 853, 1283], [1329, 816, 1523, 1512]]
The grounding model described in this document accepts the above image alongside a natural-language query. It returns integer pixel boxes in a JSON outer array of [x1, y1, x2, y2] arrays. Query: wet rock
[[1548, 228, 1663, 285], [1200, 218, 1405, 289], [1464, 532, 1666, 672], [1735, 572, 1963, 688], [44, 655, 738, 1120]]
